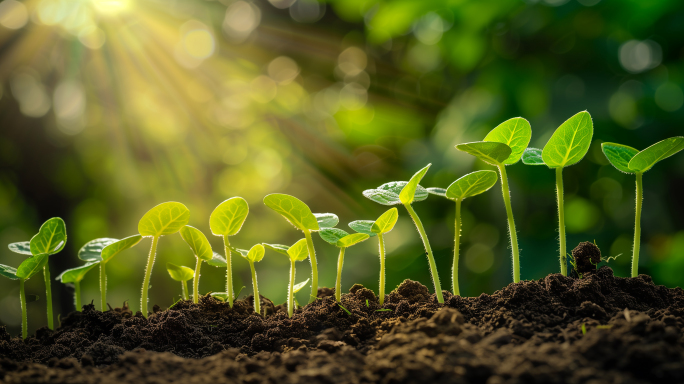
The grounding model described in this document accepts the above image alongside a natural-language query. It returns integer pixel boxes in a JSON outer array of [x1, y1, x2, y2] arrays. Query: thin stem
[[223, 236, 233, 308], [75, 281, 81, 311], [335, 247, 346, 302], [304, 230, 318, 304], [556, 167, 567, 276], [181, 280, 188, 301], [20, 279, 27, 339], [193, 258, 201, 304], [288, 260, 295, 318], [43, 265, 53, 330], [404, 203, 444, 303], [100, 262, 107, 311], [378, 233, 386, 306], [250, 261, 260, 316], [453, 199, 462, 296], [632, 173, 643, 277], [497, 164, 521, 283], [140, 235, 159, 318]]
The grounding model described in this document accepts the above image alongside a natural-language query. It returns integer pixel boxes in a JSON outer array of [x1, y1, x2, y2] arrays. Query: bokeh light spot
[[0, 0, 27, 29], [183, 30, 215, 59], [565, 197, 600, 233], [268, 56, 300, 84], [619, 40, 661, 74], [78, 26, 106, 49], [655, 83, 683, 112], [223, 1, 261, 42], [465, 244, 494, 273]]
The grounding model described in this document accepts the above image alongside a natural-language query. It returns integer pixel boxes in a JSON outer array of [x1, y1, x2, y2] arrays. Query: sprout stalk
[[75, 281, 81, 311], [556, 167, 567, 276], [193, 258, 201, 304], [335, 247, 346, 302], [249, 261, 260, 316], [404, 203, 444, 303], [20, 278, 27, 339], [303, 230, 318, 304], [140, 235, 159, 318], [453, 199, 462, 295], [100, 262, 107, 311], [632, 172, 643, 277], [181, 280, 189, 301], [223, 236, 234, 308], [497, 164, 521, 283], [378, 233, 386, 305], [288, 260, 295, 318], [43, 266, 53, 330]]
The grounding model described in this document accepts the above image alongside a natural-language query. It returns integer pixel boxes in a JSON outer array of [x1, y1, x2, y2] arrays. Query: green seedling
[[209, 197, 249, 308], [166, 262, 194, 301], [0, 255, 48, 338], [264, 194, 334, 304], [427, 170, 498, 295], [602, 137, 684, 277], [362, 165, 445, 303], [56, 262, 99, 310], [318, 228, 370, 302], [456, 117, 531, 283], [337, 303, 351, 315], [236, 244, 265, 316], [376, 308, 392, 312], [522, 111, 593, 276], [211, 286, 246, 302], [292, 278, 309, 309], [138, 202, 190, 317], [179, 226, 213, 304], [265, 238, 308, 317]]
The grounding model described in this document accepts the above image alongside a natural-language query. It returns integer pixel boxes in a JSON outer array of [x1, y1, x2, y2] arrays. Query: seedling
[[318, 228, 370, 302], [166, 263, 194, 300], [362, 164, 444, 303], [179, 226, 213, 304], [209, 197, 249, 308], [521, 111, 593, 276], [236, 244, 265, 316], [264, 238, 308, 317], [292, 278, 309, 309], [56, 262, 99, 310], [138, 202, 190, 317], [456, 117, 531, 283], [602, 137, 684, 276], [1, 253, 50, 338], [427, 170, 498, 295], [337, 303, 351, 315]]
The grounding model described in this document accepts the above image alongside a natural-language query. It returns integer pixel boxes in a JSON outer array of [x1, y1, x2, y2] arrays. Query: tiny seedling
[[56, 262, 99, 310], [264, 238, 308, 317], [376, 308, 392, 312], [427, 170, 498, 295], [236, 244, 265, 316], [179, 226, 213, 304], [0, 254, 49, 338], [292, 278, 310, 309], [337, 303, 351, 315], [522, 111, 593, 276], [602, 137, 684, 276], [209, 197, 249, 308], [138, 202, 190, 317], [581, 323, 587, 335], [318, 228, 370, 302], [362, 165, 445, 303], [166, 262, 194, 300], [456, 117, 531, 283]]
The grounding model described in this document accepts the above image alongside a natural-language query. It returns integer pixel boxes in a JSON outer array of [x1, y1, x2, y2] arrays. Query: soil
[[1, 263, 684, 384]]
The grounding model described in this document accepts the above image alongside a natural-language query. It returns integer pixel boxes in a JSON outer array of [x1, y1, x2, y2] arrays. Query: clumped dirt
[[1, 264, 684, 384], [573, 241, 602, 275]]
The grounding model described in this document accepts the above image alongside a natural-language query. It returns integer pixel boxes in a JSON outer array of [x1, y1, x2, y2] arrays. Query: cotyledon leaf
[[78, 238, 118, 262], [138, 202, 190, 237], [207, 252, 227, 268], [521, 148, 545, 166], [348, 220, 376, 237], [209, 197, 249, 237], [180, 226, 213, 261], [246, 244, 265, 263], [455, 142, 513, 166], [56, 262, 99, 284], [262, 243, 290, 256], [101, 235, 143, 263], [16, 254, 49, 280], [8, 241, 32, 256], [30, 217, 67, 256], [314, 213, 339, 229], [286, 239, 309, 262], [363, 182, 429, 206], [400, 164, 431, 205], [484, 117, 532, 165], [318, 228, 349, 245], [426, 188, 446, 197], [0, 264, 18, 280], [293, 278, 310, 293], [166, 263, 194, 282], [371, 208, 399, 234], [542, 111, 593, 168], [628, 137, 684, 174], [337, 233, 370, 248], [601, 143, 639, 174], [446, 170, 499, 201], [264, 194, 319, 232]]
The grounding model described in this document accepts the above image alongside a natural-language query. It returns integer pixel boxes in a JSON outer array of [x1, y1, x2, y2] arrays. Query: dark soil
[[573, 241, 602, 275], [2, 265, 684, 384]]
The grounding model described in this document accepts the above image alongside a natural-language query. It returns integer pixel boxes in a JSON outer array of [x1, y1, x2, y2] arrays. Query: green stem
[[193, 258, 201, 304], [181, 280, 188, 301], [100, 262, 107, 311], [250, 261, 260, 316], [304, 230, 318, 304], [43, 265, 53, 330], [223, 236, 233, 308], [632, 173, 643, 277], [335, 247, 346, 302], [20, 278, 27, 339], [288, 260, 295, 318], [75, 281, 81, 311], [140, 235, 159, 318], [453, 199, 462, 296], [404, 203, 444, 303], [378, 233, 386, 306], [556, 167, 567, 276], [497, 164, 521, 283]]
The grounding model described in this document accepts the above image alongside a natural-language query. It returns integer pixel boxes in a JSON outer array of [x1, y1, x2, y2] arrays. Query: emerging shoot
[[237, 244, 265, 316], [179, 226, 213, 304], [265, 239, 308, 317], [292, 278, 310, 309], [0, 255, 48, 339], [318, 228, 370, 302], [56, 262, 99, 310], [166, 263, 194, 301]]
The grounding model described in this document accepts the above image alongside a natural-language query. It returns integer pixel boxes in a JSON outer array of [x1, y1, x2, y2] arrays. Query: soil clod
[[572, 241, 602, 274]]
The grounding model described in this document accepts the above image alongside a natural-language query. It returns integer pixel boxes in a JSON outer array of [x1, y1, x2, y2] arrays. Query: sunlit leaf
[[30, 217, 67, 256], [0, 264, 18, 280], [207, 252, 227, 268], [446, 170, 498, 200], [8, 241, 31, 256], [211, 292, 230, 302], [455, 141, 512, 166], [246, 244, 265, 263], [166, 262, 194, 282], [521, 148, 545, 166], [101, 235, 143, 263], [628, 137, 684, 174], [483, 117, 532, 165], [426, 188, 446, 197], [348, 220, 377, 237], [138, 202, 190, 237], [227, 245, 249, 257], [293, 278, 309, 293], [78, 238, 118, 262], [180, 226, 213, 261], [287, 238, 309, 262], [318, 228, 349, 245], [362, 188, 402, 205], [400, 164, 431, 205], [363, 181, 429, 206], [337, 233, 369, 248], [16, 254, 49, 280], [601, 143, 639, 174], [263, 243, 290, 255], [314, 213, 339, 228], [56, 262, 99, 284], [209, 197, 249, 237], [371, 207, 399, 234], [264, 194, 319, 231], [542, 111, 593, 168]]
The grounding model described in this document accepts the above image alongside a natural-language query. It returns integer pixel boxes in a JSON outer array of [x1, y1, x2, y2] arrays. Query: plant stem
[[288, 260, 295, 318], [378, 233, 386, 306], [100, 262, 107, 311], [193, 258, 201, 304], [43, 265, 53, 330], [632, 172, 643, 277], [304, 230, 318, 304], [404, 203, 444, 303], [75, 281, 81, 311], [223, 236, 234, 308], [249, 261, 260, 316], [181, 280, 188, 301], [140, 235, 159, 318], [335, 247, 346, 302], [20, 278, 27, 339], [497, 164, 521, 283], [556, 167, 567, 276], [453, 199, 462, 296]]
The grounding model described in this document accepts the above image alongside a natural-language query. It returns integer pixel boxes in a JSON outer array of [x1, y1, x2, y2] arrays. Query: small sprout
[[581, 323, 587, 335], [265, 238, 308, 318], [369, 208, 398, 305], [166, 263, 194, 301], [292, 278, 309, 309], [602, 137, 684, 277], [337, 303, 351, 315], [376, 308, 392, 312], [366, 299, 369, 307], [210, 197, 249, 308], [179, 226, 213, 304], [138, 202, 190, 317], [56, 262, 99, 311], [319, 228, 370, 302], [237, 244, 265, 316], [0, 254, 50, 339], [264, 194, 321, 304], [210, 292, 230, 302]]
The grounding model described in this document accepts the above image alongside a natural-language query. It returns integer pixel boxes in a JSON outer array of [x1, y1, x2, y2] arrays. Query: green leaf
[[210, 292, 229, 302], [362, 181, 429, 206], [628, 137, 684, 174], [180, 226, 213, 261], [542, 111, 593, 168], [400, 164, 431, 205], [166, 262, 194, 282], [455, 141, 512, 166], [56, 262, 98, 284], [426, 188, 446, 197], [601, 143, 639, 174], [209, 197, 249, 237], [227, 245, 249, 257], [293, 278, 309, 293], [246, 244, 265, 263], [314, 213, 339, 228], [207, 252, 227, 268], [30, 217, 67, 256], [483, 117, 532, 165], [337, 233, 369, 248], [101, 235, 143, 263], [263, 243, 290, 255], [348, 220, 376, 237], [78, 238, 118, 262], [318, 228, 349, 245], [0, 264, 18, 280], [521, 148, 545, 166], [446, 170, 499, 201], [371, 208, 399, 234], [8, 242, 31, 256], [16, 254, 49, 280], [263, 194, 319, 232], [138, 202, 190, 237], [287, 238, 309, 262]]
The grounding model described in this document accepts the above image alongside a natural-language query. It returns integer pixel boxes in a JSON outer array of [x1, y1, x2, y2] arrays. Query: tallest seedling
[[456, 117, 531, 283]]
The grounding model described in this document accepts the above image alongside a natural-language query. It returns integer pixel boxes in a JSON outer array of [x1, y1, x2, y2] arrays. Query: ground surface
[[1, 266, 683, 384]]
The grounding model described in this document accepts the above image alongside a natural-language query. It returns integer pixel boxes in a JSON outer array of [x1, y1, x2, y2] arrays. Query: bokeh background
[[0, 0, 683, 336]]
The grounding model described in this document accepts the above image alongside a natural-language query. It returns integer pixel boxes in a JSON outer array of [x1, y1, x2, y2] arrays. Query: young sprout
[[166, 263, 194, 301], [138, 202, 190, 317], [602, 137, 684, 277], [427, 170, 499, 295], [179, 226, 213, 304], [56, 262, 99, 310], [264, 239, 309, 317], [236, 244, 265, 316], [292, 278, 310, 309], [318, 228, 370, 302], [521, 111, 593, 276], [456, 117, 531, 283], [0, 255, 48, 338], [209, 197, 249, 308], [362, 164, 445, 303]]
